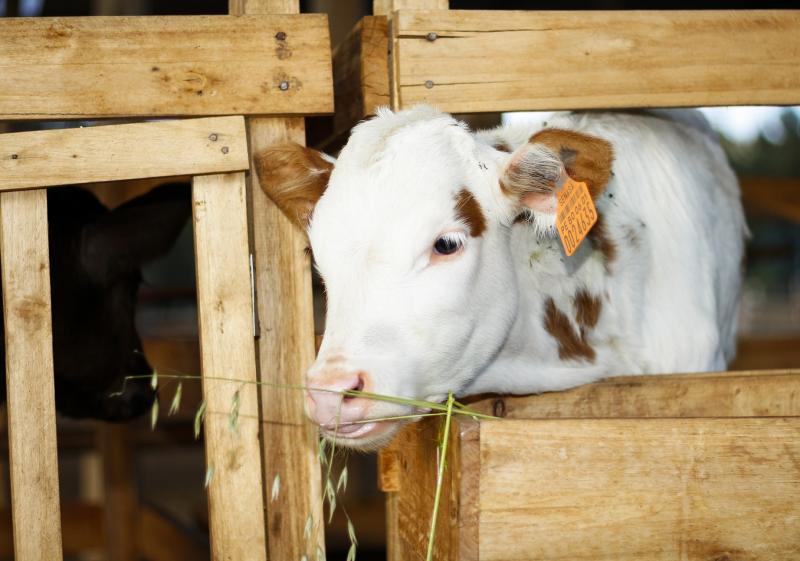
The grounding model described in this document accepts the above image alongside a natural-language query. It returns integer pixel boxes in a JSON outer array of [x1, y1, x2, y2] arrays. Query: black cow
[[0, 183, 190, 421]]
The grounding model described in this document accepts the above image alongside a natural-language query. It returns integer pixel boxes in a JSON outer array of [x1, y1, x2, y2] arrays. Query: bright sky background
[[504, 107, 800, 145]]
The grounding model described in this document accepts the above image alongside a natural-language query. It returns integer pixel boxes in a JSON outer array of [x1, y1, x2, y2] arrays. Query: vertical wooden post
[[0, 189, 63, 561], [101, 425, 138, 561], [373, 0, 448, 110], [193, 172, 268, 561], [229, 1, 326, 559]]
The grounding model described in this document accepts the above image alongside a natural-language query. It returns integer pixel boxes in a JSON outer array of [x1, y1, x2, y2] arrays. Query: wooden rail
[[392, 10, 800, 113], [0, 117, 248, 190], [0, 15, 332, 119]]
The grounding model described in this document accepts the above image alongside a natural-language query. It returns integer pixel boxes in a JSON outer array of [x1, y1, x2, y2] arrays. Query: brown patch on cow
[[543, 298, 596, 362], [529, 128, 614, 199], [588, 213, 617, 268], [573, 290, 602, 330], [254, 142, 333, 230], [455, 188, 486, 237], [493, 141, 512, 153]]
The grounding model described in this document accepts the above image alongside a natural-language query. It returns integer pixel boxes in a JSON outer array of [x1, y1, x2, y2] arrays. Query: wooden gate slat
[[0, 189, 63, 561], [192, 172, 267, 561]]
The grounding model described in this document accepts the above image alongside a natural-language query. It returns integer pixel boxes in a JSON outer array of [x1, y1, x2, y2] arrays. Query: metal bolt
[[279, 80, 290, 91], [275, 31, 287, 41], [426, 32, 437, 42], [209, 133, 218, 142], [424, 80, 434, 89], [221, 146, 229, 154]]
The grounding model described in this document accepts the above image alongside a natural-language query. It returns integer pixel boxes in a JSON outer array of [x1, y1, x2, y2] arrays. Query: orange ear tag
[[556, 176, 597, 256]]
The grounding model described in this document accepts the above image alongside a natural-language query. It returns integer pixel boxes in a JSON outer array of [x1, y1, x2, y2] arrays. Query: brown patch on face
[[454, 188, 487, 237], [588, 213, 616, 268], [492, 141, 512, 153], [573, 290, 602, 330], [543, 298, 596, 362], [254, 142, 333, 230], [529, 128, 614, 199]]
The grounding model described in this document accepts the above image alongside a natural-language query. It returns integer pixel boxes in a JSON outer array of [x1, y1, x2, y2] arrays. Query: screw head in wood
[[424, 80, 434, 89], [208, 133, 218, 142], [275, 31, 287, 41], [221, 146, 229, 154], [426, 32, 438, 42], [279, 80, 290, 91], [492, 398, 507, 418]]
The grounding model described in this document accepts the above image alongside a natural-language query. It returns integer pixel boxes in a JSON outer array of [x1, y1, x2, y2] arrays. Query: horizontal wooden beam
[[478, 417, 800, 561], [466, 369, 800, 420], [0, 116, 248, 190], [394, 10, 800, 112], [0, 15, 332, 119]]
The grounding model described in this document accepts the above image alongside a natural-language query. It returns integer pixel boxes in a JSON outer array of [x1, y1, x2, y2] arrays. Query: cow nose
[[306, 370, 370, 430]]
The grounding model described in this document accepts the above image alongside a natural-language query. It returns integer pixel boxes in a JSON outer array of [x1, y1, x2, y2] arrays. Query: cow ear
[[500, 129, 613, 221], [81, 183, 191, 281], [254, 142, 334, 229]]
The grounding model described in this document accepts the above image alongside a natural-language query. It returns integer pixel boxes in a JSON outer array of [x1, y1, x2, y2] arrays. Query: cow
[[0, 183, 190, 422], [256, 106, 747, 450]]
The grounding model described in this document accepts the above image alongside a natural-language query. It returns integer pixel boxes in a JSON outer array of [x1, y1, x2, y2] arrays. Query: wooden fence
[[0, 5, 331, 561]]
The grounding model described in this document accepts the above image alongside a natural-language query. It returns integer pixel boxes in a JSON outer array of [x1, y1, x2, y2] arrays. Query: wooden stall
[[0, 7, 331, 561], [321, 2, 800, 560]]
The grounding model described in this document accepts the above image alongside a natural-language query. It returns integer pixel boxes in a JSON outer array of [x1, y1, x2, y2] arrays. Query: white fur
[[307, 106, 746, 448]]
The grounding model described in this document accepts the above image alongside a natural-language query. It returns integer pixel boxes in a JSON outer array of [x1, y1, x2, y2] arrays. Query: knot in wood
[[275, 31, 287, 41]]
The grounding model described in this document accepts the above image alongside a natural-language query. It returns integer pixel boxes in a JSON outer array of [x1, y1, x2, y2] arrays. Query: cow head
[[0, 183, 191, 422], [257, 106, 612, 449]]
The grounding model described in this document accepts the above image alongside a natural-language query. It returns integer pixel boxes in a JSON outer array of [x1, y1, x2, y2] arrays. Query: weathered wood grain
[[382, 418, 475, 561], [374, 0, 448, 15], [0, 116, 248, 190], [0, 15, 332, 118], [228, 2, 326, 560], [479, 418, 800, 561], [100, 425, 138, 561], [192, 172, 267, 561], [393, 10, 800, 112], [0, 189, 63, 561], [466, 370, 800, 420]]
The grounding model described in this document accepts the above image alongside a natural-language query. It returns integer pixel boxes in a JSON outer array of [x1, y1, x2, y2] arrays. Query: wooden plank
[[740, 176, 800, 224], [192, 172, 267, 561], [373, 0, 448, 15], [246, 93, 326, 561], [0, 116, 247, 191], [479, 418, 800, 561], [101, 425, 138, 561], [228, 0, 327, 558], [0, 15, 332, 119], [393, 10, 800, 112], [467, 370, 800, 420], [381, 417, 475, 561], [0, 189, 63, 561], [1, 503, 104, 558]]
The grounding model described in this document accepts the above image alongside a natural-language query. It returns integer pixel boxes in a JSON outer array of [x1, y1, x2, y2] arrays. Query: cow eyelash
[[433, 232, 466, 256]]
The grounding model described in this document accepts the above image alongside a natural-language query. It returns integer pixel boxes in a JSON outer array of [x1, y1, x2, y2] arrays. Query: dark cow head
[[0, 183, 191, 422]]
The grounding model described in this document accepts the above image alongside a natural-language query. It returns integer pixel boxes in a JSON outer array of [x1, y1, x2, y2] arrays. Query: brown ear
[[254, 142, 334, 229], [501, 129, 614, 213]]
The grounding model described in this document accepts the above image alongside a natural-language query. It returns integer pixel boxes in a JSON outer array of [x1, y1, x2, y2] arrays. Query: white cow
[[257, 106, 746, 449]]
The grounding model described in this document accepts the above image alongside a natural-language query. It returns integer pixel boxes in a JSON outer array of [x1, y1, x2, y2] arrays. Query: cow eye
[[433, 233, 464, 256]]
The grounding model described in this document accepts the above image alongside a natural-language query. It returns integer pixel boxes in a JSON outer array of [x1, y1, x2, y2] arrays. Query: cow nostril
[[343, 374, 365, 401]]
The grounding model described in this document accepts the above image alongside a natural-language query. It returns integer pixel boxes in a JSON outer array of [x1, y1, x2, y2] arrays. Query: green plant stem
[[426, 392, 455, 561]]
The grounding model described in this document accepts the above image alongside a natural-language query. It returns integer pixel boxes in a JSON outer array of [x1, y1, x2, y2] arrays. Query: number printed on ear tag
[[556, 176, 597, 256]]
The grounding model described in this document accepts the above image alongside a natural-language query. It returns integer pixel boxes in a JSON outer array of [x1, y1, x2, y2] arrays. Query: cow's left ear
[[500, 128, 614, 220], [255, 142, 335, 230]]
